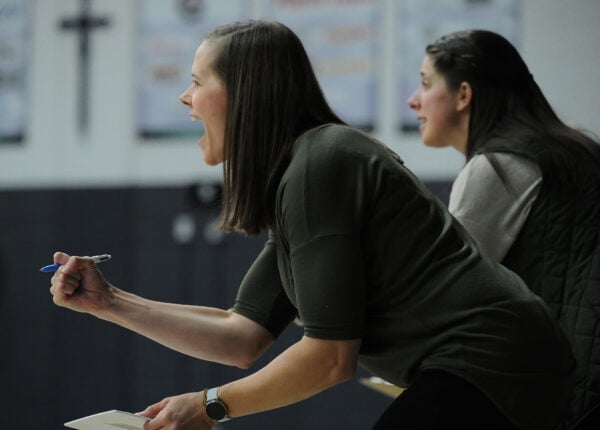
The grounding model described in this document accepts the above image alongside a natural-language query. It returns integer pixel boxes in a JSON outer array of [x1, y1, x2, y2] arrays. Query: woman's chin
[[200, 151, 214, 165], [201, 151, 224, 166], [422, 138, 448, 149]]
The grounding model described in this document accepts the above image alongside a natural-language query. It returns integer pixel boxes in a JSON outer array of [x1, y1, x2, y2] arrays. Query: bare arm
[[50, 252, 360, 429], [220, 335, 361, 417], [50, 252, 273, 368], [98, 290, 273, 368], [139, 335, 361, 429]]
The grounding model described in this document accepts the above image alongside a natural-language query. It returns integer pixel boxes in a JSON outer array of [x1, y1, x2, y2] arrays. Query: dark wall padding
[[0, 181, 451, 429]]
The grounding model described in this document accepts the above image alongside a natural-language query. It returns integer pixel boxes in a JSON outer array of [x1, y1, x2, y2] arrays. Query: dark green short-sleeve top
[[233, 124, 574, 430]]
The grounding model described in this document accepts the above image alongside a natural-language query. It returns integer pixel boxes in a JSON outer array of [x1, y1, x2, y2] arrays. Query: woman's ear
[[456, 81, 472, 112]]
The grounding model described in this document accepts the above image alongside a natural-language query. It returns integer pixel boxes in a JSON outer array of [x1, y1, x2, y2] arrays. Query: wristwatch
[[204, 387, 230, 422]]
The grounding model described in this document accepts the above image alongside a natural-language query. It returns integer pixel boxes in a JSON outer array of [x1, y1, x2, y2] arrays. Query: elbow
[[233, 354, 257, 370], [319, 353, 358, 387], [304, 337, 361, 387], [342, 364, 357, 382], [231, 337, 272, 369], [331, 360, 357, 385], [224, 311, 274, 369]]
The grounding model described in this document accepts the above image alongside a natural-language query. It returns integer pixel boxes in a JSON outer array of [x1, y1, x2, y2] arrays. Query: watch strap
[[206, 387, 219, 403]]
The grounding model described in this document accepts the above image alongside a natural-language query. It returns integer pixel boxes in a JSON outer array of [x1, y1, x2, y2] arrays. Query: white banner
[[264, 0, 380, 129], [0, 0, 29, 142], [136, 0, 251, 138]]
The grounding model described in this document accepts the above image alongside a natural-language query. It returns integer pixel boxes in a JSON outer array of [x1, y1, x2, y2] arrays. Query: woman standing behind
[[408, 29, 600, 429]]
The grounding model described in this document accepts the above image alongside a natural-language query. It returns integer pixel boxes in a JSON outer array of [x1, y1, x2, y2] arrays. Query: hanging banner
[[397, 0, 521, 131], [0, 0, 29, 143], [136, 0, 250, 139], [264, 0, 380, 130]]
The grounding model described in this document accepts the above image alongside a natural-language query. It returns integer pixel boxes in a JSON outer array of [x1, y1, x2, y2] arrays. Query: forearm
[[95, 286, 272, 367], [219, 336, 360, 417]]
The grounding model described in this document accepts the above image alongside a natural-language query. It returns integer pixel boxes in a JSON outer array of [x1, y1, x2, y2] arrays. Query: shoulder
[[483, 153, 542, 193], [289, 124, 387, 175], [462, 152, 541, 183], [455, 154, 498, 188], [489, 152, 541, 174], [295, 124, 378, 156], [277, 124, 403, 209], [452, 152, 541, 205]]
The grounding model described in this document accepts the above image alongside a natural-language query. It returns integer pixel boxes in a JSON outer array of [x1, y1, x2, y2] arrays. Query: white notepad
[[64, 410, 150, 430]]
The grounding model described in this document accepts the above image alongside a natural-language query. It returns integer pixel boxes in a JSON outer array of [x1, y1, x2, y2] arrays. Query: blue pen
[[39, 254, 112, 272]]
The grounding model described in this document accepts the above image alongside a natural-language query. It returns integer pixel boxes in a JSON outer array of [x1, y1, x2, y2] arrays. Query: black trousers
[[372, 369, 521, 430]]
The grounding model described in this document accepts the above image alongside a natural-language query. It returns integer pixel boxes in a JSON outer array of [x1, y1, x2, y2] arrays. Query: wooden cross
[[59, 0, 110, 133]]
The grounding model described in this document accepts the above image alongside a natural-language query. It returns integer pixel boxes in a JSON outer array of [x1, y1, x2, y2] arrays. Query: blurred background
[[1, 0, 599, 428]]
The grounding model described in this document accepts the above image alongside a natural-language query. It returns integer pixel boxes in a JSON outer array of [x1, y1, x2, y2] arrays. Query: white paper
[[64, 410, 150, 430]]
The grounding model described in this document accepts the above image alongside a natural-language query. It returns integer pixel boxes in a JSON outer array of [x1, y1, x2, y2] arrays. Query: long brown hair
[[426, 30, 600, 185], [204, 20, 345, 235]]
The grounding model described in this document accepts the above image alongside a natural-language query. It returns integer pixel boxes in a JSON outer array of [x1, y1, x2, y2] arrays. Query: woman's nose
[[179, 89, 191, 107], [407, 91, 419, 110]]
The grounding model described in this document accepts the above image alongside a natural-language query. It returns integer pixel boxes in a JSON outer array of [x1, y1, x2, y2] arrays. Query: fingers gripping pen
[[39, 254, 112, 273]]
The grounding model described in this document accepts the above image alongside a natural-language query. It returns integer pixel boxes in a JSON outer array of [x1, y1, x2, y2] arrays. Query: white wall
[[1, 0, 598, 189]]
